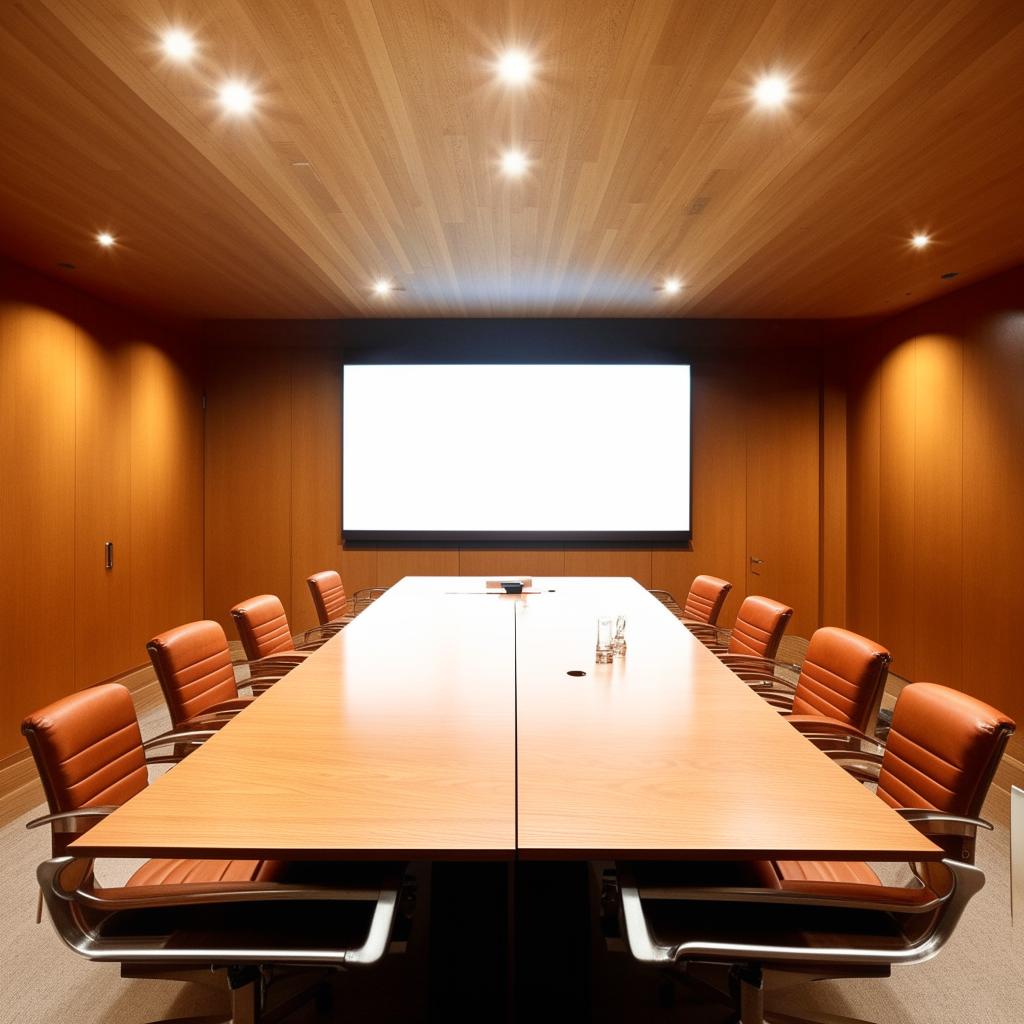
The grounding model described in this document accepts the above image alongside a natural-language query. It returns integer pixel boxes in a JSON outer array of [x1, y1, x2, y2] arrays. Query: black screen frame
[[340, 319, 693, 548]]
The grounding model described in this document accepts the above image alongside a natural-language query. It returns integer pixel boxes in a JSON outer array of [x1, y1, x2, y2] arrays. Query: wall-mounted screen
[[342, 363, 691, 544]]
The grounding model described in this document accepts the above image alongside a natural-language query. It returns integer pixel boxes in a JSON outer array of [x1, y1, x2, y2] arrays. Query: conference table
[[74, 576, 938, 865]]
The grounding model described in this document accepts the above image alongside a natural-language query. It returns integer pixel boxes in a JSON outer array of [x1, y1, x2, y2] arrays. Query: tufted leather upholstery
[[727, 596, 793, 659], [682, 575, 732, 625], [231, 594, 297, 660], [876, 682, 1015, 818], [757, 682, 1015, 898], [22, 683, 283, 881], [788, 627, 891, 734], [307, 570, 353, 626], [148, 620, 252, 730]]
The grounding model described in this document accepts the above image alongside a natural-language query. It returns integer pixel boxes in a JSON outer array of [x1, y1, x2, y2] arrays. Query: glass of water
[[595, 617, 614, 663], [612, 615, 627, 658]]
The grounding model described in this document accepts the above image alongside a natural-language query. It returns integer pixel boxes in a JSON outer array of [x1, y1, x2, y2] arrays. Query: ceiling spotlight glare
[[662, 277, 683, 295], [753, 74, 790, 108], [911, 233, 931, 249], [500, 149, 528, 177], [497, 49, 533, 86], [96, 232, 115, 247], [373, 279, 394, 296], [218, 80, 255, 115], [161, 28, 196, 62]]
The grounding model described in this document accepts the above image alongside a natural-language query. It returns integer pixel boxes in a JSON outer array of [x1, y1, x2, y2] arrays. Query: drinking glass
[[612, 615, 627, 657], [595, 617, 614, 663]]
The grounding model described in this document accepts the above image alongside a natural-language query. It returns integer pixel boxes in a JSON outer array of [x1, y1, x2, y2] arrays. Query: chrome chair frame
[[612, 737, 994, 1024]]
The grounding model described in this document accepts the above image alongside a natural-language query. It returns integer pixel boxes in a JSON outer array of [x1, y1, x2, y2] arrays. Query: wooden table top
[[73, 576, 938, 862], [73, 577, 517, 860], [515, 577, 938, 861]]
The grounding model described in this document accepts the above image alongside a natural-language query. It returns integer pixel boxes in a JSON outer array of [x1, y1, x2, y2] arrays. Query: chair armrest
[[143, 730, 217, 751], [26, 807, 118, 832], [822, 749, 884, 785], [718, 654, 801, 675], [789, 718, 883, 749], [897, 808, 994, 839]]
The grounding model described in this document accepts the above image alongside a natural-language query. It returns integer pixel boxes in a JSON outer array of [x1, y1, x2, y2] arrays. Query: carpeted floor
[[2, 672, 1021, 1024]]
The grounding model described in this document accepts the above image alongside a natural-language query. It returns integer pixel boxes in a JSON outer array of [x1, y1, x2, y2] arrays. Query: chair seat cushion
[[127, 857, 286, 887], [752, 858, 939, 908]]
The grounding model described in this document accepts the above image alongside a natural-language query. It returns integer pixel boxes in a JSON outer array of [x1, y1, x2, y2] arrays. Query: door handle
[[104, 541, 114, 571], [750, 557, 763, 575]]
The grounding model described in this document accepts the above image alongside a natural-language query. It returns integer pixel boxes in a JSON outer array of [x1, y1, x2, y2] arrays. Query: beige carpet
[[1, 678, 1021, 1023]]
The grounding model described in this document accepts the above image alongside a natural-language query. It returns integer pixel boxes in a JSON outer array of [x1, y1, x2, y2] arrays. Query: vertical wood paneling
[[74, 314, 132, 687], [744, 353, 822, 638], [376, 549, 460, 586], [204, 348, 293, 632], [820, 349, 847, 627], [844, 345, 882, 642], [562, 550, 653, 587], [844, 266, 1023, 761], [912, 334, 963, 685], [289, 350, 378, 632], [458, 550, 566, 577], [877, 339, 917, 676], [962, 306, 1024, 739], [651, 360, 748, 622], [128, 340, 204, 652], [0, 299, 77, 754]]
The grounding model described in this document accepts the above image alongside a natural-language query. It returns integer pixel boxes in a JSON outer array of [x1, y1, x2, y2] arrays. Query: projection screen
[[342, 364, 691, 544]]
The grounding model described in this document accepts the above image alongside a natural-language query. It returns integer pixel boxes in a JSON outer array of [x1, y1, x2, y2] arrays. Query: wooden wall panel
[[844, 344, 882, 642], [876, 338, 917, 676], [74, 314, 132, 686], [844, 265, 1023, 759], [0, 298, 77, 754], [820, 350, 847, 627], [744, 353, 822, 639], [288, 350, 379, 630], [962, 303, 1024, 745], [204, 348, 292, 632], [376, 549, 460, 586], [128, 341, 204, 653], [563, 550, 653, 588], [912, 334, 963, 685], [0, 260, 202, 758], [651, 359, 748, 623], [458, 550, 566, 578]]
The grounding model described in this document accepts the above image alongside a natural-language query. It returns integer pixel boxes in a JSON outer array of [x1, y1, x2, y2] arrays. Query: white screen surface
[[342, 364, 690, 538]]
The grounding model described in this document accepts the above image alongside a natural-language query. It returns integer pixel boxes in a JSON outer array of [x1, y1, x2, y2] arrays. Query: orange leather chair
[[147, 619, 288, 735], [307, 570, 387, 635], [688, 594, 793, 661], [614, 682, 1016, 1024], [650, 575, 732, 625], [230, 593, 326, 670], [726, 626, 892, 742], [23, 683, 405, 1019], [23, 683, 282, 879]]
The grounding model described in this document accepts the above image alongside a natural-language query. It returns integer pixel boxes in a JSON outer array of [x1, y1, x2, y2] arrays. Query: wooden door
[[744, 354, 821, 640], [75, 313, 132, 686]]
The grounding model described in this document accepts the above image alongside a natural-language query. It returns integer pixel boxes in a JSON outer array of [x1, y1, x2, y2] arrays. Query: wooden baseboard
[[0, 663, 164, 826]]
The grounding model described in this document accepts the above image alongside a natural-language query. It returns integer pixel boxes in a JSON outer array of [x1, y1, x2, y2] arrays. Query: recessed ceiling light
[[497, 49, 533, 86], [752, 74, 790, 108], [218, 80, 255, 116], [96, 232, 115, 247], [161, 28, 196, 62], [911, 233, 931, 249], [661, 278, 683, 295], [500, 149, 528, 177], [372, 279, 394, 296]]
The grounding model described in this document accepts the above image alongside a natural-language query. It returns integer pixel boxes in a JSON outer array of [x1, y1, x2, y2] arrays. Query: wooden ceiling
[[1, 0, 1022, 319]]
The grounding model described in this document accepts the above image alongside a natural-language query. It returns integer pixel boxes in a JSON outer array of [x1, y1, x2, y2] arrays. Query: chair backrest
[[727, 595, 793, 658], [791, 627, 891, 734], [21, 683, 148, 855], [147, 620, 238, 730], [878, 682, 1015, 819], [231, 594, 296, 660], [307, 570, 347, 626], [683, 575, 732, 625]]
